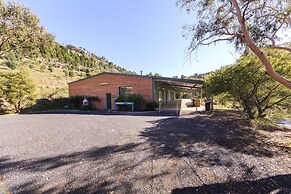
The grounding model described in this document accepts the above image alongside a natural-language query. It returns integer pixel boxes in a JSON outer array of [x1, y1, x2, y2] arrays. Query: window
[[119, 86, 132, 96]]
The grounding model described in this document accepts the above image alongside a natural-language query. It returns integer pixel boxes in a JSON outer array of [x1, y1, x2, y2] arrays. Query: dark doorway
[[106, 93, 112, 109]]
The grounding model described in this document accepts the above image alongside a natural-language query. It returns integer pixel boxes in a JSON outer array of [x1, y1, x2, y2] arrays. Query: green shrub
[[145, 101, 159, 111], [67, 96, 100, 109], [28, 64, 34, 69], [69, 71, 74, 77], [48, 65, 53, 72], [115, 93, 145, 111], [5, 60, 17, 69], [63, 70, 69, 76], [24, 96, 100, 112]]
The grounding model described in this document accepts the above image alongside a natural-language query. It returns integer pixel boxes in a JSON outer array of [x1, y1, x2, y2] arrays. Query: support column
[[211, 94, 214, 111], [163, 89, 166, 103]]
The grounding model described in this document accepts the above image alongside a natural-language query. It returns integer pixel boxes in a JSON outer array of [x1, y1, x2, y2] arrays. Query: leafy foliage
[[0, 1, 134, 76], [178, 0, 291, 51], [115, 93, 146, 111], [145, 101, 159, 111], [67, 96, 100, 110], [204, 49, 291, 118], [0, 0, 136, 110], [24, 96, 100, 112], [146, 72, 162, 77], [178, 0, 291, 88], [0, 0, 54, 57], [0, 70, 36, 113]]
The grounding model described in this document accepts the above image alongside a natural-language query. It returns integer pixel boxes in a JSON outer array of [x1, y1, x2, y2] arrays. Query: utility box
[[192, 99, 201, 107]]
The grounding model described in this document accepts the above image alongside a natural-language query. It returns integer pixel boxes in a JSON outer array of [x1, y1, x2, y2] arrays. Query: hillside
[[0, 1, 135, 99], [0, 44, 135, 98]]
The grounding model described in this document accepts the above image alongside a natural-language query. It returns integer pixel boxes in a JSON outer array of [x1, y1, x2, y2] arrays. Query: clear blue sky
[[17, 0, 238, 77]]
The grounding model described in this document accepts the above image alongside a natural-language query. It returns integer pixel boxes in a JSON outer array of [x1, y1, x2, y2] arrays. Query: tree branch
[[201, 36, 237, 46], [229, 0, 291, 89], [263, 94, 291, 111], [259, 84, 280, 104], [272, 46, 291, 53]]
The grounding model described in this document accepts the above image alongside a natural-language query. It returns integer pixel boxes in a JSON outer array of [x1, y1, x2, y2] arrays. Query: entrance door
[[106, 93, 112, 109]]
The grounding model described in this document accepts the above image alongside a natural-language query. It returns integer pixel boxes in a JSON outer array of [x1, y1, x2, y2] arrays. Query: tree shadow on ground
[[171, 173, 291, 194], [0, 143, 162, 193], [0, 143, 140, 174], [140, 110, 289, 160]]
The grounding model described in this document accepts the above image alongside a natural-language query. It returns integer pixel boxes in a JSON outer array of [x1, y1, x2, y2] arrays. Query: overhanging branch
[[229, 0, 291, 89]]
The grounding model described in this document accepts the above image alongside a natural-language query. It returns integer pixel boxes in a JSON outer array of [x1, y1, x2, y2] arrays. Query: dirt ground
[[0, 110, 290, 194]]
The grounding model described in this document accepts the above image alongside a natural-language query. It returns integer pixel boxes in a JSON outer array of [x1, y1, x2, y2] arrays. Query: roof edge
[[68, 72, 204, 85]]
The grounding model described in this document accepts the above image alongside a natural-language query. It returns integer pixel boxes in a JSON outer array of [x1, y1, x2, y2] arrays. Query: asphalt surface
[[0, 111, 291, 193]]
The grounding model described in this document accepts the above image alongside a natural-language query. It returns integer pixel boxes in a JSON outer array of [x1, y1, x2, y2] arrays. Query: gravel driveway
[[0, 111, 291, 193]]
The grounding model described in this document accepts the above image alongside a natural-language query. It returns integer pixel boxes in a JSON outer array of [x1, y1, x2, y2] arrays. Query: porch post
[[211, 94, 214, 111]]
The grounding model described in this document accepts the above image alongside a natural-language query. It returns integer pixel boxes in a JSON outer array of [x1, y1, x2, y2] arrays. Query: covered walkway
[[161, 99, 205, 115]]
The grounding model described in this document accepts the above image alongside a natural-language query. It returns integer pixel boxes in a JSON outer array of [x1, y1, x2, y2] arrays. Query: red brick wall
[[68, 73, 153, 109]]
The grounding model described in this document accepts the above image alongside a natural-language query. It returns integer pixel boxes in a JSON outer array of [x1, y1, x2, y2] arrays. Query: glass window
[[119, 86, 132, 96]]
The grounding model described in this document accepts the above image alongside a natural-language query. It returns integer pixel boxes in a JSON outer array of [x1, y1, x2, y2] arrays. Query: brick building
[[68, 72, 203, 110]]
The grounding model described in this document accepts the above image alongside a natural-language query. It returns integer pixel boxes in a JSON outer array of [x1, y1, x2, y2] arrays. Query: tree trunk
[[257, 108, 265, 118], [16, 101, 21, 113], [242, 100, 255, 119]]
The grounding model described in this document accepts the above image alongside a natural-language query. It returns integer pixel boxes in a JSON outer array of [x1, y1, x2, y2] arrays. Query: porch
[[161, 99, 205, 115]]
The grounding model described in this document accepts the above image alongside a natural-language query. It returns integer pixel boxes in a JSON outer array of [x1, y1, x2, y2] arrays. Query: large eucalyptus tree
[[178, 0, 291, 89], [0, 0, 54, 57]]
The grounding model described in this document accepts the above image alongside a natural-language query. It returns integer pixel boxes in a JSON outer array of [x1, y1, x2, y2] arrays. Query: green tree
[[146, 72, 153, 76], [0, 0, 54, 57], [178, 0, 291, 89], [204, 49, 291, 118], [4, 53, 18, 69], [115, 93, 146, 111], [69, 71, 74, 77], [48, 65, 53, 72], [0, 70, 36, 113], [85, 69, 91, 77]]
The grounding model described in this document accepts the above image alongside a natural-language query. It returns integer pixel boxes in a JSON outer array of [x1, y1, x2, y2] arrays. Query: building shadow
[[171, 174, 291, 194]]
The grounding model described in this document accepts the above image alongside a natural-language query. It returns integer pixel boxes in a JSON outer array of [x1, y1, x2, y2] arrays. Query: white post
[[211, 95, 214, 112], [159, 101, 162, 113]]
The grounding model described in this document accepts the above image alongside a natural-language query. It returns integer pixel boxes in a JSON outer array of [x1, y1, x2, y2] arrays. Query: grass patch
[[252, 117, 291, 155], [252, 117, 279, 128]]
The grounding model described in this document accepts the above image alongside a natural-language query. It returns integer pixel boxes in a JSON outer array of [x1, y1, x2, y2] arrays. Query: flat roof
[[154, 77, 203, 91], [68, 72, 204, 86]]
